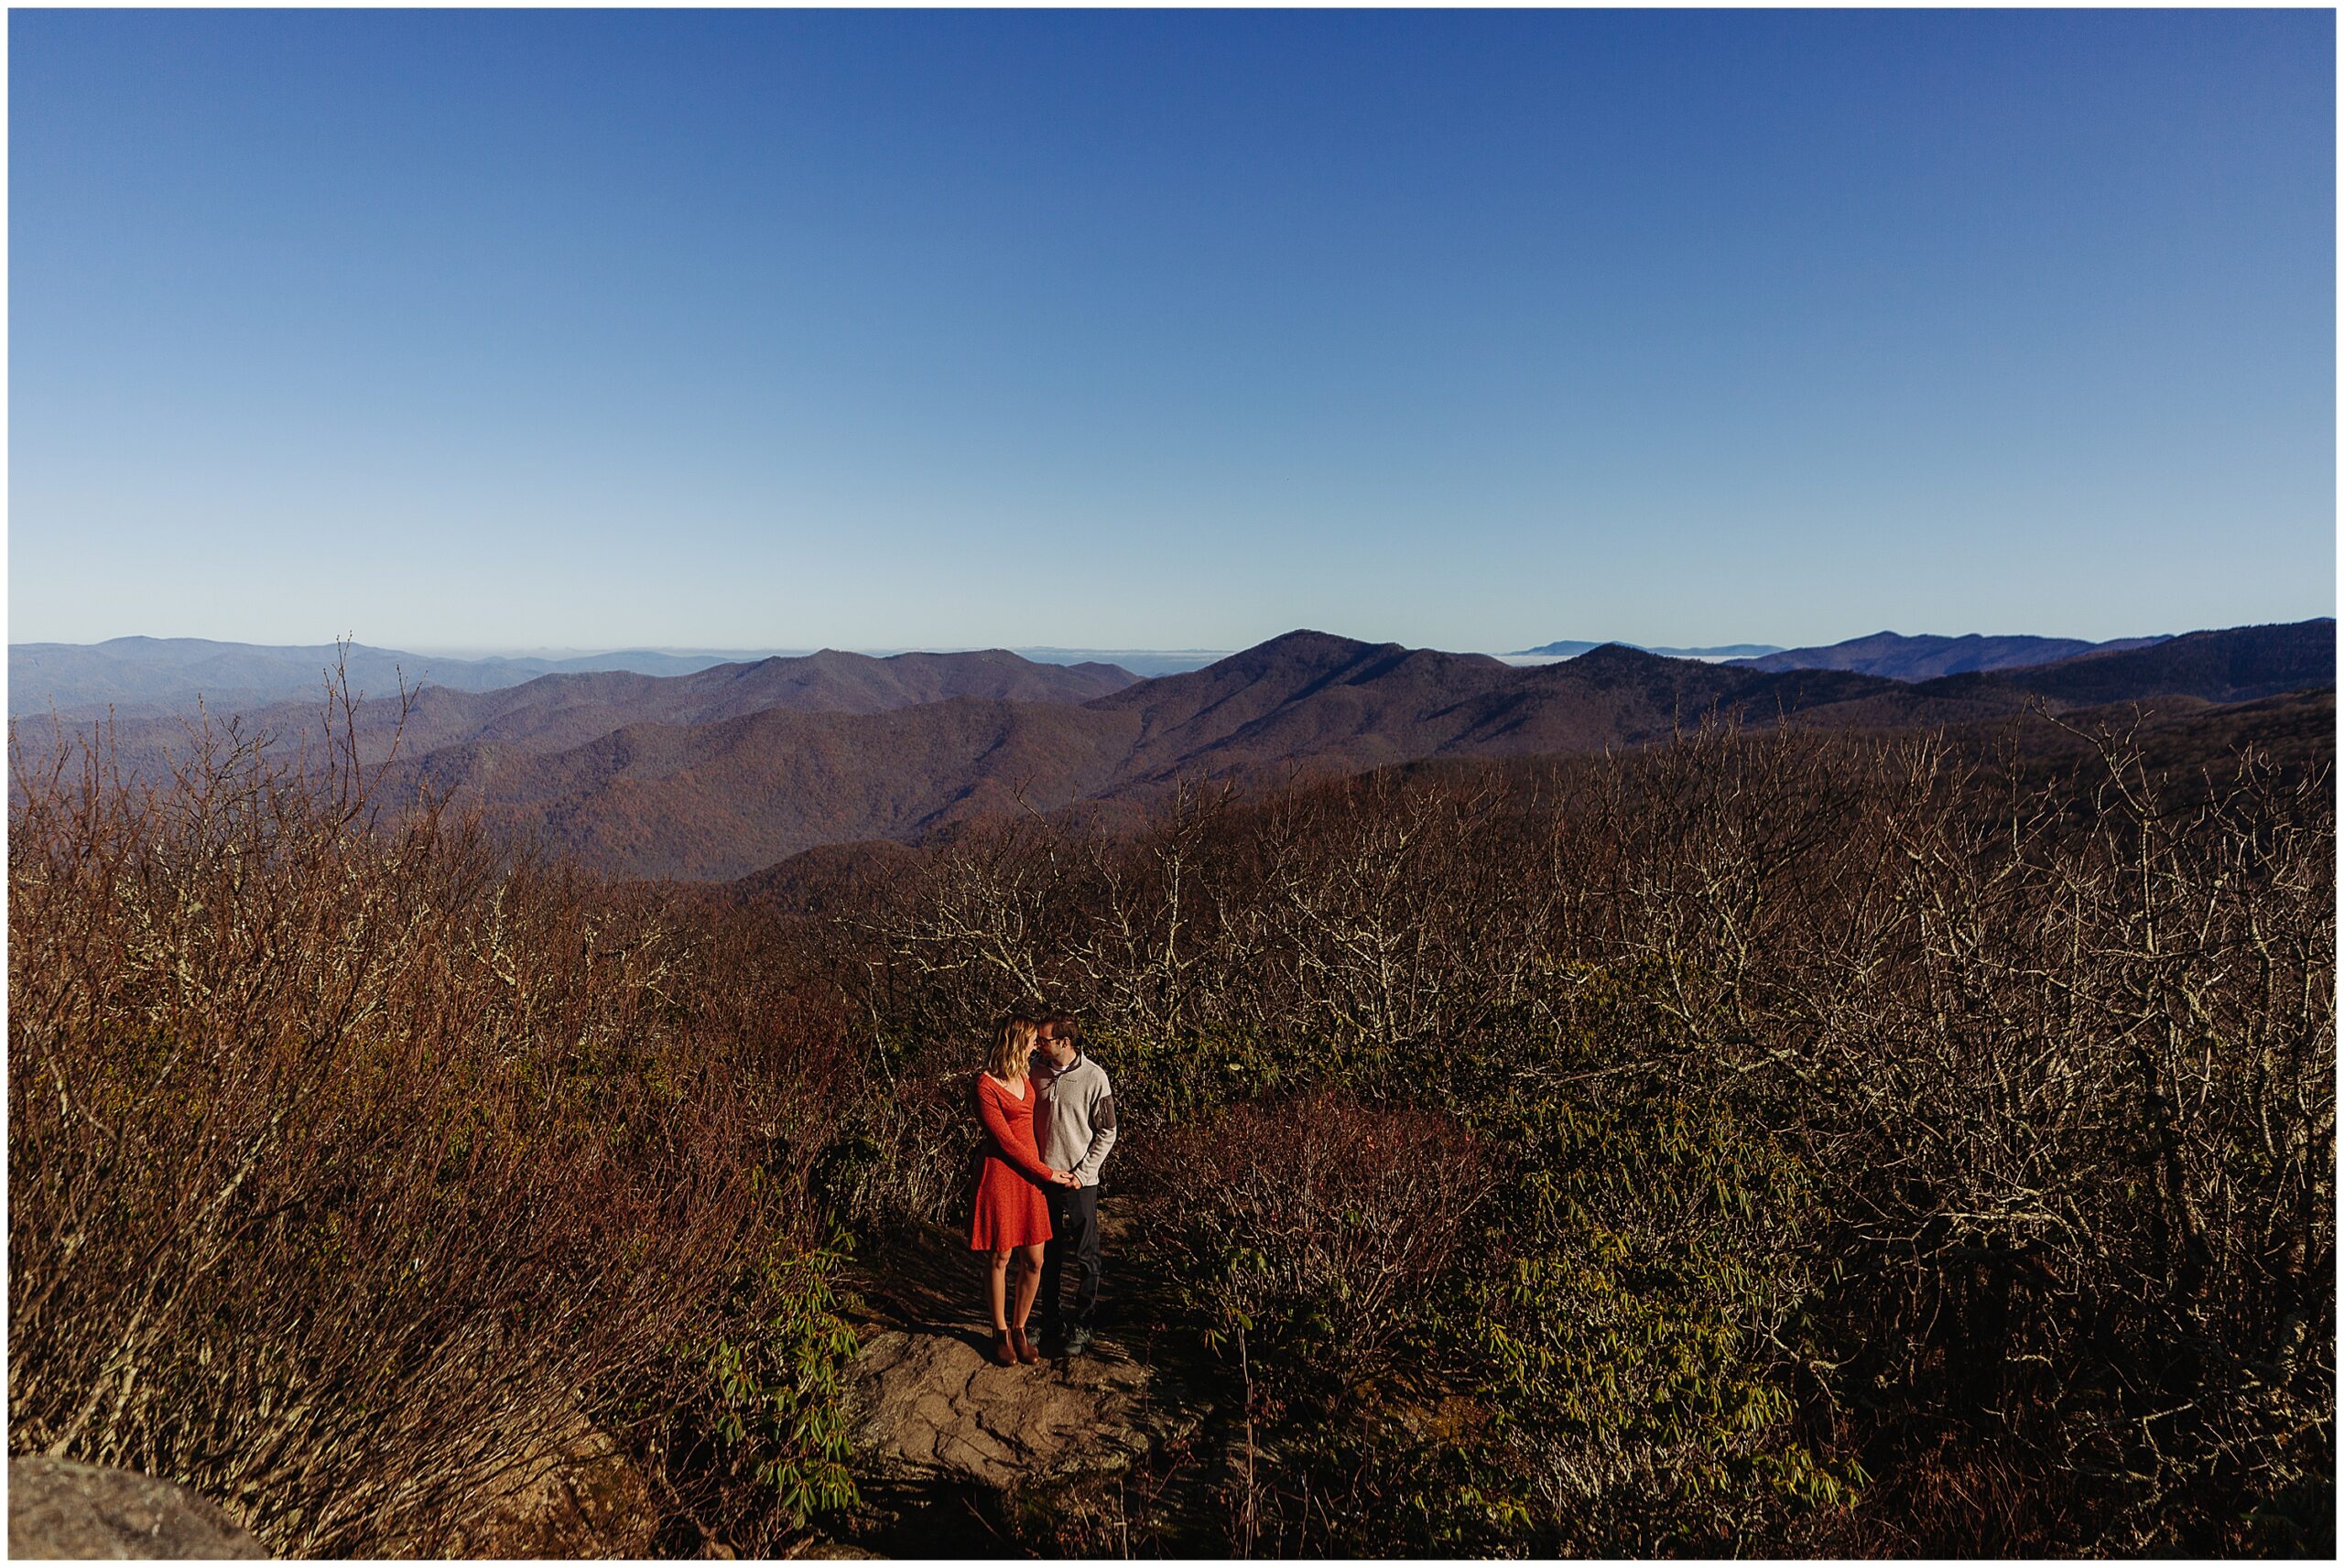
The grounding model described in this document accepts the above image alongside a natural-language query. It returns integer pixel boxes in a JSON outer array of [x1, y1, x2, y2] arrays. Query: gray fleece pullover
[[1033, 1052, 1117, 1187]]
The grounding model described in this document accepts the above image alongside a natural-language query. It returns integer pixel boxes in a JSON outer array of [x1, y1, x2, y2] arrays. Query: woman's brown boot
[[992, 1328, 1017, 1367], [1010, 1325, 1041, 1365]]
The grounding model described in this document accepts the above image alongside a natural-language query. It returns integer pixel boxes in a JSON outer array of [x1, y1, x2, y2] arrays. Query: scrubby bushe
[[838, 722, 2335, 1556], [13, 680, 2332, 1558], [7, 682, 858, 1557]]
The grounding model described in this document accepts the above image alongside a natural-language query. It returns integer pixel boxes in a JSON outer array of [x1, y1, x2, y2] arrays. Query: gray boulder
[[8, 1455, 266, 1559]]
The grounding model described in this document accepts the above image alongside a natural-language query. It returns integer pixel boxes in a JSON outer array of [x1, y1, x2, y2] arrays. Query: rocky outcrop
[[827, 1216, 1211, 1552], [846, 1328, 1188, 1489], [7, 1455, 266, 1560]]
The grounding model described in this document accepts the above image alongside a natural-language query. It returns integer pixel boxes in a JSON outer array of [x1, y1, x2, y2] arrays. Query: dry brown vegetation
[[8, 676, 856, 1556], [825, 716, 2335, 1554], [11, 660, 2332, 1556]]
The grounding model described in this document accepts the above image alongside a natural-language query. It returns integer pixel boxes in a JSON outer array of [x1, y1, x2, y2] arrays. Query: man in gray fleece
[[1031, 1011, 1116, 1356]]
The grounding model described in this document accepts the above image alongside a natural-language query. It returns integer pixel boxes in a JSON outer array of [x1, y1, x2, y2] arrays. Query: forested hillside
[[19, 622, 2328, 883]]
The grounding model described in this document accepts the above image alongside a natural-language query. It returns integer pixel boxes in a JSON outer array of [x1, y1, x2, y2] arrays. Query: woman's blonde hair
[[985, 1015, 1041, 1083]]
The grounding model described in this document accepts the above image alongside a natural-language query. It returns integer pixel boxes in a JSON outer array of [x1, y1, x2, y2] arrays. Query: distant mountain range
[[11, 626, 2262, 717], [391, 618, 2333, 881], [38, 649, 1138, 772], [943, 647, 1216, 677], [5, 638, 756, 718], [1723, 630, 2173, 679], [5, 637, 1220, 718], [1514, 628, 2183, 676], [17, 619, 2329, 883], [1514, 639, 1783, 660]]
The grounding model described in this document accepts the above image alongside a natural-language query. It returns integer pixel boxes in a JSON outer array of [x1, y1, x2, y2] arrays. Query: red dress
[[969, 1072, 1055, 1250]]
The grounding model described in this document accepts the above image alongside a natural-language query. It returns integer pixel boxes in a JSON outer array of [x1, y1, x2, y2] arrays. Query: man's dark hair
[[1038, 1011, 1081, 1049]]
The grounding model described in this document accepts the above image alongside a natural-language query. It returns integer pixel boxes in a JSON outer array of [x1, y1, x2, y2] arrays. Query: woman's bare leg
[[1011, 1242, 1046, 1328], [989, 1249, 1013, 1331]]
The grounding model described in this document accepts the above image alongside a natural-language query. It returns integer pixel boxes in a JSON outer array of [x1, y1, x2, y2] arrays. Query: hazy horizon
[[23, 613, 2341, 666], [11, 10, 2334, 650]]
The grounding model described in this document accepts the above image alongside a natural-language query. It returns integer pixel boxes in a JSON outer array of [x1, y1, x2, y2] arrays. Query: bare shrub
[[822, 715, 2331, 1554], [1124, 1091, 1498, 1552], [7, 669, 850, 1554], [1776, 724, 2336, 1554], [1134, 1090, 1494, 1391], [1504, 718, 2334, 1552]]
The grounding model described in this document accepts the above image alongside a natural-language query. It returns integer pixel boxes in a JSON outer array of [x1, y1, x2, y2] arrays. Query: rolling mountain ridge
[[23, 648, 1140, 784], [22, 620, 2327, 884], [5, 637, 763, 718], [1724, 629, 2172, 679], [5, 636, 1150, 719], [1911, 620, 2333, 707], [374, 619, 2333, 881], [1513, 638, 1784, 660]]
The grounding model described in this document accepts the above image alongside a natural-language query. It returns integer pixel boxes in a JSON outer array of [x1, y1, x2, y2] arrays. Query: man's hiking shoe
[[1063, 1325, 1094, 1357]]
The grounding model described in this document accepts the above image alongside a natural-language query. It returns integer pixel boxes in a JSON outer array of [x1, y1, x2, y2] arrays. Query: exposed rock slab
[[846, 1327, 1177, 1489], [837, 1216, 1204, 1499], [7, 1455, 266, 1560]]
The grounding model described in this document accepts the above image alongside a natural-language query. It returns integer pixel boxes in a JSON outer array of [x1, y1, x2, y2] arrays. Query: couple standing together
[[969, 1012, 1116, 1368]]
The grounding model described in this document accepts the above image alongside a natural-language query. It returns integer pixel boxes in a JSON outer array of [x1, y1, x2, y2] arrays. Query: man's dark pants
[[1039, 1184, 1101, 1332]]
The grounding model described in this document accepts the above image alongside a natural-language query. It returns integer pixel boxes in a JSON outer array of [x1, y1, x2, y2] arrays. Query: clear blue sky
[[9, 7, 2335, 653]]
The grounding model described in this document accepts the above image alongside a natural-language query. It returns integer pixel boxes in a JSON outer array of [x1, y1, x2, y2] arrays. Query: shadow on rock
[[829, 1217, 1210, 1555]]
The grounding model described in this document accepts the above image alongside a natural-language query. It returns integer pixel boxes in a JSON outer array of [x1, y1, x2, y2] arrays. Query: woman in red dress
[[971, 1015, 1079, 1366]]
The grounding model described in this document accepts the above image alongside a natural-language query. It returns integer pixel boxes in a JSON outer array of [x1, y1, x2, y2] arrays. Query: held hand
[[1050, 1168, 1080, 1187]]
